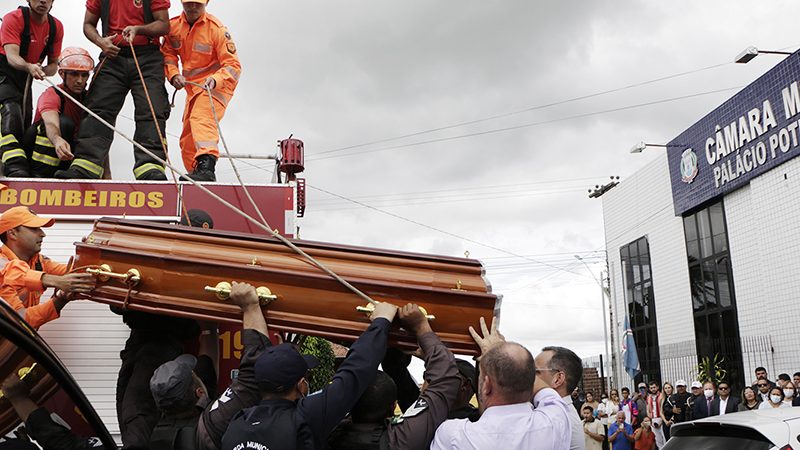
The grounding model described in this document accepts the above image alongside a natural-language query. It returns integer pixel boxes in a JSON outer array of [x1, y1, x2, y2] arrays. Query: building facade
[[603, 51, 800, 390]]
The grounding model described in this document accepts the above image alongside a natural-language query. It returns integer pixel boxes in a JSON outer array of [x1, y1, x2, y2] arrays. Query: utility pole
[[586, 176, 621, 390]]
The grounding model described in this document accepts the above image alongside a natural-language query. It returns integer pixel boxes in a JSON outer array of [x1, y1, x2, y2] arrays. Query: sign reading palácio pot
[[668, 50, 800, 215]]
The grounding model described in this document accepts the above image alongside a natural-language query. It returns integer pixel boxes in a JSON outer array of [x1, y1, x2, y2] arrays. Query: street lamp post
[[575, 255, 612, 395], [735, 46, 792, 64]]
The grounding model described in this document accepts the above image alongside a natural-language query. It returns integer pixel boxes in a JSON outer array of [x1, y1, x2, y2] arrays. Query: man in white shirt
[[535, 346, 586, 450], [431, 318, 570, 450]]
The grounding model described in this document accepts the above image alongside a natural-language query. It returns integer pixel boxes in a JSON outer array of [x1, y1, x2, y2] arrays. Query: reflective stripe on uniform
[[35, 136, 54, 148], [0, 134, 19, 146], [2, 149, 26, 163], [32, 152, 60, 166], [183, 62, 221, 80], [193, 42, 212, 53], [72, 158, 104, 176], [224, 66, 240, 81], [195, 140, 219, 151], [134, 163, 165, 178]]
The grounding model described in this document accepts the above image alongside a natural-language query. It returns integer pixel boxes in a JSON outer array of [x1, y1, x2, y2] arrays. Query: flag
[[622, 315, 641, 379]]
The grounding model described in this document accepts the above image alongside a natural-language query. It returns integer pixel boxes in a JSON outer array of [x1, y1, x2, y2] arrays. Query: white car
[[664, 408, 800, 450]]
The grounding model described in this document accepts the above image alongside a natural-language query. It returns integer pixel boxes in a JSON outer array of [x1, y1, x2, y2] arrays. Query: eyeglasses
[[535, 367, 562, 375], [718, 387, 729, 390], [757, 383, 768, 387]]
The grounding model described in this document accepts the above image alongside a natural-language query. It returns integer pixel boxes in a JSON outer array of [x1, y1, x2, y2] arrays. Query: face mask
[[771, 395, 782, 403], [704, 389, 714, 398], [784, 389, 794, 398]]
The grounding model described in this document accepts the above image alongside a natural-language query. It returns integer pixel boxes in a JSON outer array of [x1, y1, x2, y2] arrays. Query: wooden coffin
[[73, 218, 500, 355]]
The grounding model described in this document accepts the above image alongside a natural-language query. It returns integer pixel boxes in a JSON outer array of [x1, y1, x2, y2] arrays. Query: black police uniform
[[196, 329, 271, 450], [328, 332, 462, 450], [221, 318, 392, 450], [56, 0, 169, 180]]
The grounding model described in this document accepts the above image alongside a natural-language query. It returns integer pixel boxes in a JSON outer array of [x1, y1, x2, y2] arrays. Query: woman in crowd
[[660, 382, 674, 440], [738, 386, 760, 411], [759, 387, 789, 409], [633, 417, 656, 450], [781, 380, 796, 407], [583, 391, 600, 413]]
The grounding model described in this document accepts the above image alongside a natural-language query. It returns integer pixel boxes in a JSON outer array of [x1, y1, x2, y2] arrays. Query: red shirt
[[86, 0, 170, 47], [0, 8, 63, 63], [33, 85, 86, 137]]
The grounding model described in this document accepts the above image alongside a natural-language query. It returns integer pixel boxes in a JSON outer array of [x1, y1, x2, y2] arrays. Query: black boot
[[137, 169, 168, 181], [188, 154, 217, 182], [54, 165, 96, 179], [2, 157, 31, 177]]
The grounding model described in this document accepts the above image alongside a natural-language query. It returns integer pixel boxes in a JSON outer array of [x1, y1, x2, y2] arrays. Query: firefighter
[[162, 0, 241, 181], [0, 206, 95, 329], [0, 0, 64, 178], [23, 47, 93, 178], [55, 0, 171, 181]]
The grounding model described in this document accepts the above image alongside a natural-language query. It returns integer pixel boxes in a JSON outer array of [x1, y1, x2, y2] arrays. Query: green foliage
[[298, 336, 335, 392], [696, 354, 728, 384]]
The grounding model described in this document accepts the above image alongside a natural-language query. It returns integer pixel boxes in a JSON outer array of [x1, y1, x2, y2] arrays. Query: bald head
[[480, 342, 535, 402]]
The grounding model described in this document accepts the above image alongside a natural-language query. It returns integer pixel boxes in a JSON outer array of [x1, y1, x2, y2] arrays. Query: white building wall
[[724, 154, 800, 381], [603, 154, 695, 388]]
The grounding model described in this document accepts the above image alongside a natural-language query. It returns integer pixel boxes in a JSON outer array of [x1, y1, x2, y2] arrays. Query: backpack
[[18, 6, 56, 64]]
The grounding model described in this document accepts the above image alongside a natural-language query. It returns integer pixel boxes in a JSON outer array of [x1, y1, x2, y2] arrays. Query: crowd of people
[[570, 366, 800, 450], [0, 0, 241, 182]]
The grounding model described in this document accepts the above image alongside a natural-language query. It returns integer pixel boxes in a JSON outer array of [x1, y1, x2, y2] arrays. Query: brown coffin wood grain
[[73, 219, 500, 355]]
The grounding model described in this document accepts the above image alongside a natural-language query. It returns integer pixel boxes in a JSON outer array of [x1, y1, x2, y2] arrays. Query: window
[[620, 236, 661, 384], [683, 201, 744, 390]]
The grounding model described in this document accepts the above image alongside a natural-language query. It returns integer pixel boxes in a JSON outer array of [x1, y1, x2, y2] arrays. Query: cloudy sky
[[39, 0, 800, 370]]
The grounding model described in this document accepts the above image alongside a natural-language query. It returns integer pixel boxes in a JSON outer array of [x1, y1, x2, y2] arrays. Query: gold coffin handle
[[356, 303, 435, 321], [204, 282, 278, 306], [87, 264, 141, 286]]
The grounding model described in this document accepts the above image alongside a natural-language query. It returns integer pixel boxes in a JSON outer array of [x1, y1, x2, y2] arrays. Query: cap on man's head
[[675, 379, 687, 387], [0, 206, 55, 234], [637, 382, 647, 388], [691, 381, 702, 389], [254, 343, 319, 392], [150, 354, 197, 411], [456, 359, 478, 393], [180, 209, 213, 229]]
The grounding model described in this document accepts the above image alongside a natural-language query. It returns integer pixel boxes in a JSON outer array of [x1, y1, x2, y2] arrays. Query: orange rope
[[128, 43, 191, 226]]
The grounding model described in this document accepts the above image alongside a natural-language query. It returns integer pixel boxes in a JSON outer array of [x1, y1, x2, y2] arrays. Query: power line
[[306, 183, 588, 277], [313, 188, 588, 211], [312, 176, 602, 204], [307, 86, 742, 162], [307, 60, 734, 158]]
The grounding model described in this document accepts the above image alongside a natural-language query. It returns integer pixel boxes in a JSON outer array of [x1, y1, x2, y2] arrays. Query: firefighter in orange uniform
[[162, 0, 241, 182], [0, 206, 95, 329]]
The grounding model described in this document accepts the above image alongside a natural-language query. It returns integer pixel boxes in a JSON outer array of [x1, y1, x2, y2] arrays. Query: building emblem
[[680, 148, 699, 183]]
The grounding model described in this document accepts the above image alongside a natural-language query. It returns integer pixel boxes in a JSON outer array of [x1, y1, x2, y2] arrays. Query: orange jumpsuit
[[0, 245, 68, 329], [162, 12, 242, 172]]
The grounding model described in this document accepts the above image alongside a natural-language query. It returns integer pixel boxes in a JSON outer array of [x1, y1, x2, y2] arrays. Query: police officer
[[0, 0, 64, 177], [23, 47, 93, 177], [328, 304, 462, 450], [221, 301, 399, 450], [113, 209, 215, 449], [56, 0, 171, 180], [147, 281, 271, 450]]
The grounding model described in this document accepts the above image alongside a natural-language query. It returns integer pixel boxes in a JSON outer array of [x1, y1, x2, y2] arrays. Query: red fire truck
[[0, 141, 306, 443]]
